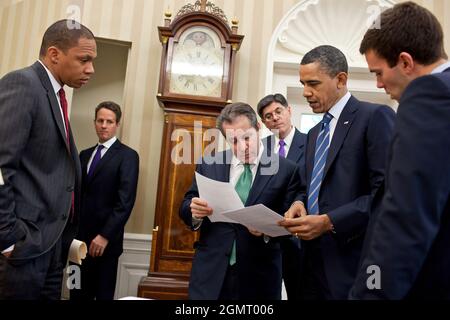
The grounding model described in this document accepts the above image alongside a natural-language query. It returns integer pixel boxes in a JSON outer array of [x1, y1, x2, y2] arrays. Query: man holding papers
[[179, 103, 301, 300]]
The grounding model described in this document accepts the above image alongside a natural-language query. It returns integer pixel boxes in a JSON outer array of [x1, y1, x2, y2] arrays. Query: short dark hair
[[217, 102, 258, 135], [359, 1, 446, 67], [256, 94, 288, 118], [95, 101, 122, 123], [39, 19, 95, 58], [300, 45, 348, 77]]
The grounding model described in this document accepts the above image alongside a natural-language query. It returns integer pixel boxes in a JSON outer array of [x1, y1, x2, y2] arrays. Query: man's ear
[[398, 52, 415, 74], [47, 46, 61, 64], [257, 122, 261, 130], [336, 72, 348, 89]]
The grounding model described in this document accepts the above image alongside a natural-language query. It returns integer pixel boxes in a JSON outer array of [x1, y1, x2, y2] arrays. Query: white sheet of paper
[[0, 168, 4, 185], [195, 172, 243, 223], [222, 204, 290, 237]]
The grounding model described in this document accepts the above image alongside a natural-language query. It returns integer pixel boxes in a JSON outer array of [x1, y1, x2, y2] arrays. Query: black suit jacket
[[350, 68, 450, 299], [78, 139, 139, 257], [298, 95, 396, 299], [0, 61, 81, 262], [179, 148, 301, 300]]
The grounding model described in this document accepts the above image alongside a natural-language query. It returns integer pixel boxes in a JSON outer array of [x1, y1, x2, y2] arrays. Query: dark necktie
[[58, 87, 74, 220], [88, 145, 104, 177], [58, 88, 70, 146]]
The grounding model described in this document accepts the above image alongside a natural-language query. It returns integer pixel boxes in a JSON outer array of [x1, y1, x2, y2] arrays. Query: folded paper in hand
[[195, 172, 290, 237], [69, 239, 87, 264]]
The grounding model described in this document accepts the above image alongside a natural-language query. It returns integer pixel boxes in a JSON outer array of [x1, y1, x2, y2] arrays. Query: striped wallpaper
[[1, 0, 450, 234]]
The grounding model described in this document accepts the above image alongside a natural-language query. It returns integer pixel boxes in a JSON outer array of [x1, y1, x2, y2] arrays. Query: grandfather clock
[[138, 0, 243, 299]]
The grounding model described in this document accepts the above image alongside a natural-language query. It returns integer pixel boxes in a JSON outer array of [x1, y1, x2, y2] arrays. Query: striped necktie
[[307, 112, 333, 215]]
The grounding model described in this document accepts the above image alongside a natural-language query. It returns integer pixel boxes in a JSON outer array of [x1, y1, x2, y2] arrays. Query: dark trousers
[[70, 254, 119, 300], [0, 237, 63, 300], [218, 264, 239, 300], [300, 241, 331, 300], [281, 236, 304, 300]]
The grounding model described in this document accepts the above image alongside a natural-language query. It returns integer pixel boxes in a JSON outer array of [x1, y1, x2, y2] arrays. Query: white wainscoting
[[114, 233, 152, 299]]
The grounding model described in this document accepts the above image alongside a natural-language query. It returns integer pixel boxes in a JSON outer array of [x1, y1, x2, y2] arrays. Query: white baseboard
[[114, 233, 152, 299]]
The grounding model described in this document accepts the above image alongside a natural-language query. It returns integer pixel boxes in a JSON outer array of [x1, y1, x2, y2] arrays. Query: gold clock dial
[[169, 26, 224, 97]]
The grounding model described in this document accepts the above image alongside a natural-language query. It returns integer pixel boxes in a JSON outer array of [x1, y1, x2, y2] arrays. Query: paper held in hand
[[69, 239, 87, 264], [0, 168, 4, 185], [194, 172, 290, 237]]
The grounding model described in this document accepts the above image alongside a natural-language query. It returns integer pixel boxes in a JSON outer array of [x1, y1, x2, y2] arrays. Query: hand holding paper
[[194, 172, 290, 237]]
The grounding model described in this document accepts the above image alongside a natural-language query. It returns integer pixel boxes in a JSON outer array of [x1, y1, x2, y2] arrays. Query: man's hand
[[1, 251, 12, 258], [279, 201, 334, 240], [190, 197, 213, 219], [247, 228, 263, 237], [89, 234, 109, 258], [284, 201, 307, 219]]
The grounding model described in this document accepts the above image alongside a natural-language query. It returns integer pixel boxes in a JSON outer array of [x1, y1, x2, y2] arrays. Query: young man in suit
[[0, 20, 96, 300], [350, 2, 450, 299], [257, 93, 307, 300], [179, 103, 301, 300], [280, 45, 396, 299], [70, 101, 139, 300]]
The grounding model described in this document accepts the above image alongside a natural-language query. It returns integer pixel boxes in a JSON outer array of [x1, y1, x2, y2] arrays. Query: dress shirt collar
[[275, 125, 295, 148], [231, 140, 264, 169], [98, 136, 117, 150], [327, 91, 351, 121], [431, 61, 450, 74], [38, 60, 62, 96]]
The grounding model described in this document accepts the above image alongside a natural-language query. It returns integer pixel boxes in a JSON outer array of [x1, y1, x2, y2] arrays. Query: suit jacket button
[[67, 186, 74, 192], [62, 214, 67, 220]]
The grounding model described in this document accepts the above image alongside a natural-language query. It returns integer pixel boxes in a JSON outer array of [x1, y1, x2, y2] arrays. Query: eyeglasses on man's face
[[262, 107, 286, 121]]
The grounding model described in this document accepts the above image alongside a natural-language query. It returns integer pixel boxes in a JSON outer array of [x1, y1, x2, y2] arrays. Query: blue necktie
[[88, 145, 104, 177], [307, 113, 333, 214]]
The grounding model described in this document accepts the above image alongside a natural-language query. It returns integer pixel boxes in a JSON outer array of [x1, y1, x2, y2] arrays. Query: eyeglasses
[[262, 107, 286, 121]]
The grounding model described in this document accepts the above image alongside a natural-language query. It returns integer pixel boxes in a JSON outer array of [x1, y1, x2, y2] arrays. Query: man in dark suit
[[350, 2, 450, 299], [257, 93, 307, 300], [71, 101, 139, 300], [280, 45, 396, 299], [0, 20, 96, 299], [179, 103, 301, 300]]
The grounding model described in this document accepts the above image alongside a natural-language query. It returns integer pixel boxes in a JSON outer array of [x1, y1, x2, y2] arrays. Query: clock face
[[169, 26, 225, 97]]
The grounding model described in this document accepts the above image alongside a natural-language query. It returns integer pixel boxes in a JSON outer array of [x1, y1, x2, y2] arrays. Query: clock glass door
[[169, 26, 225, 97]]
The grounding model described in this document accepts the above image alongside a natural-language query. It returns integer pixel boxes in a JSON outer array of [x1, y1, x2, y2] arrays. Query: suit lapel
[[323, 96, 358, 178], [88, 140, 121, 182], [246, 148, 278, 205], [214, 150, 231, 183], [32, 62, 69, 152], [81, 146, 96, 178], [306, 125, 320, 187], [287, 129, 306, 164]]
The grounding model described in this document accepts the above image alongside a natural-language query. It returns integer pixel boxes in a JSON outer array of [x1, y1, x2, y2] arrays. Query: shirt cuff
[[192, 216, 203, 230], [2, 245, 14, 254]]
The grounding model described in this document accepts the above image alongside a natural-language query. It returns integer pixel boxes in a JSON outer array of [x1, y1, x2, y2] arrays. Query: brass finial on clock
[[231, 17, 239, 34], [164, 8, 172, 26]]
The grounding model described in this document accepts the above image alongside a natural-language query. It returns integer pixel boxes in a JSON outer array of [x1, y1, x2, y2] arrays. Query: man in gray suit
[[0, 19, 97, 299]]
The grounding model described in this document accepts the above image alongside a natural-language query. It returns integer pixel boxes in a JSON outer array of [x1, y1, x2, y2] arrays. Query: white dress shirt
[[273, 125, 295, 156], [37, 60, 68, 134], [431, 61, 450, 74], [86, 136, 117, 174], [327, 91, 352, 143]]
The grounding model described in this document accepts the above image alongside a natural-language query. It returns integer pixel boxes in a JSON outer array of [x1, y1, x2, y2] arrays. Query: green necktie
[[229, 164, 253, 266]]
